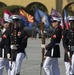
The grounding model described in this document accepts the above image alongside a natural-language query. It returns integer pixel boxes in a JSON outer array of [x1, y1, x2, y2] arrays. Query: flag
[[27, 22, 33, 29], [19, 8, 34, 23], [19, 9, 33, 29], [50, 8, 64, 29], [20, 16, 28, 26], [34, 8, 50, 28], [20, 16, 33, 29], [3, 9, 12, 19], [51, 8, 61, 18], [34, 9, 41, 23], [63, 9, 69, 29]]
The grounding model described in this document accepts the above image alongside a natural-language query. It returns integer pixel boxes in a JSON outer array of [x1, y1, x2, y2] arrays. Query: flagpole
[[40, 22, 45, 75]]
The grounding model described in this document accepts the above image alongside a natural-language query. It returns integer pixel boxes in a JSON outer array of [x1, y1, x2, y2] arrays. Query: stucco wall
[[0, 0, 70, 14]]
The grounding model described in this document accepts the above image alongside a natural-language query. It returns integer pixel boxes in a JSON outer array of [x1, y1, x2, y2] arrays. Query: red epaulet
[[3, 34, 7, 38], [53, 35, 56, 38]]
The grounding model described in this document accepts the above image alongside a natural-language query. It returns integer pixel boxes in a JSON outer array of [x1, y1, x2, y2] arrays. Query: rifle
[[10, 21, 17, 70], [40, 22, 45, 75]]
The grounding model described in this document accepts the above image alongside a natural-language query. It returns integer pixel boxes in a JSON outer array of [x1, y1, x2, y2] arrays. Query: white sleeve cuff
[[67, 52, 70, 57], [7, 53, 10, 58]]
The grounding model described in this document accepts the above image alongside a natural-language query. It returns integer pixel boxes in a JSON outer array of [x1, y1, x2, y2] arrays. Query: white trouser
[[15, 53, 25, 74], [64, 62, 72, 75], [9, 53, 25, 75], [9, 61, 16, 75], [71, 54, 74, 74], [43, 57, 60, 75], [0, 58, 10, 75]]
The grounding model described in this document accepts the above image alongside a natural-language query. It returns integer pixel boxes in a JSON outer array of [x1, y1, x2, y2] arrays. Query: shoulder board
[[3, 34, 7, 38], [53, 35, 56, 38]]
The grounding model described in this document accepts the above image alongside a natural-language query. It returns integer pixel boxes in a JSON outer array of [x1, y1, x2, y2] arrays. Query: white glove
[[67, 52, 70, 58], [7, 53, 11, 60], [41, 44, 45, 48]]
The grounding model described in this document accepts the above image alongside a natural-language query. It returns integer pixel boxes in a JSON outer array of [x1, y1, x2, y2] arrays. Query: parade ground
[[3, 38, 65, 75]]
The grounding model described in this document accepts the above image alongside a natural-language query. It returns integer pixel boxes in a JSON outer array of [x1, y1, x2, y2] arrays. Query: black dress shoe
[[16, 72, 20, 75]]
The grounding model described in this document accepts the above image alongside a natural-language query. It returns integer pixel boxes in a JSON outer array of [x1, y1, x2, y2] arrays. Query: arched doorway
[[26, 2, 48, 16], [67, 0, 74, 3], [64, 2, 74, 16], [0, 2, 7, 8]]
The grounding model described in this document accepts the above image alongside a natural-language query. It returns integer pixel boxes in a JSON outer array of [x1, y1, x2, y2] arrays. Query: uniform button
[[70, 40, 71, 41]]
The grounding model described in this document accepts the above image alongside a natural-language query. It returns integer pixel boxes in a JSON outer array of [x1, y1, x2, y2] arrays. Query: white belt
[[2, 48, 4, 58], [11, 45, 17, 49], [55, 43, 59, 45]]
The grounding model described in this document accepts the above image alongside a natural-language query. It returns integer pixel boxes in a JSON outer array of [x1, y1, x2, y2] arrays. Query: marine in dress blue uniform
[[43, 17, 62, 75], [62, 16, 74, 75], [0, 18, 12, 75], [6, 15, 28, 75]]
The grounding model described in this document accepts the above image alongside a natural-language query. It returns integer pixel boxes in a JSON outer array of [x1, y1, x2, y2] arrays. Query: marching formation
[[0, 8, 74, 75]]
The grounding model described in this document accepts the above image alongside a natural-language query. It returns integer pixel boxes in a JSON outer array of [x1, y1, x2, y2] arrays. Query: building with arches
[[0, 0, 74, 15], [0, 0, 74, 38]]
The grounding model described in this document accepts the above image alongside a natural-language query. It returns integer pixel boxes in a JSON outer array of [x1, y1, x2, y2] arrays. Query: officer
[[62, 16, 74, 75], [43, 17, 62, 75], [7, 15, 28, 75], [0, 18, 12, 75]]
